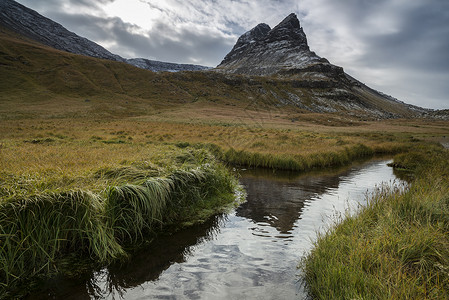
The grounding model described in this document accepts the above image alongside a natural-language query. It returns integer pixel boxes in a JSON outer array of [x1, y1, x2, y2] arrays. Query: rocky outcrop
[[214, 13, 432, 118], [216, 13, 339, 76]]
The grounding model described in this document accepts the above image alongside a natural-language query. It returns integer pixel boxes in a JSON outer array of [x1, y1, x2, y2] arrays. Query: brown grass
[[2, 107, 448, 180]]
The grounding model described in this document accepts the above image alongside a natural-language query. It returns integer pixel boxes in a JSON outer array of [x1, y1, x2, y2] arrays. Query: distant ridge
[[0, 0, 124, 62], [127, 58, 210, 72], [0, 0, 209, 72]]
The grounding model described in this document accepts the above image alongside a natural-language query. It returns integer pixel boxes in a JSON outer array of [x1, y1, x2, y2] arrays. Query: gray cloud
[[45, 9, 235, 65], [14, 0, 449, 109], [299, 0, 449, 109]]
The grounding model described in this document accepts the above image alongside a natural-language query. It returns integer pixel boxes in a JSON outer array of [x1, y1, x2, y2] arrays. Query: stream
[[31, 159, 404, 299]]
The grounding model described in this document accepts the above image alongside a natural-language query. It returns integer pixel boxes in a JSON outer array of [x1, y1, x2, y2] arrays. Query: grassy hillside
[[0, 25, 422, 121]]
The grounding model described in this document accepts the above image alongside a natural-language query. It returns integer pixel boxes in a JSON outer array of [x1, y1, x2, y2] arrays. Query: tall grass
[[301, 144, 449, 299], [0, 191, 123, 287], [165, 165, 238, 223], [106, 178, 172, 243], [0, 159, 237, 296], [215, 143, 388, 171]]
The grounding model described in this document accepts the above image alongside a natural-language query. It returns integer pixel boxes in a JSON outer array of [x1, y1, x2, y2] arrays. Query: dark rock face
[[216, 13, 336, 76], [221, 23, 271, 65], [265, 13, 309, 50]]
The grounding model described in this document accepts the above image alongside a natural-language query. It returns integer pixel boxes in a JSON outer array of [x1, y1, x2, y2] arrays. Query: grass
[[0, 190, 123, 287], [301, 144, 449, 299], [217, 143, 381, 171], [2, 23, 449, 298], [0, 94, 447, 298], [0, 148, 239, 297]]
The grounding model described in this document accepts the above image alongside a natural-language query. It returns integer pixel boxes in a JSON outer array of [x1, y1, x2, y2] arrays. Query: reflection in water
[[30, 159, 402, 299], [237, 170, 342, 235], [30, 215, 226, 300]]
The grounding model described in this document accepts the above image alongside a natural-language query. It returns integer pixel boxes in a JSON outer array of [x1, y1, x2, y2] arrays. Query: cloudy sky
[[15, 0, 449, 109]]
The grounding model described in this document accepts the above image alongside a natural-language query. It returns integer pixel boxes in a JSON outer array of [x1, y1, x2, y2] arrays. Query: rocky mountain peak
[[221, 23, 271, 65], [240, 23, 271, 44], [266, 13, 309, 51], [275, 13, 300, 28], [216, 13, 327, 76]]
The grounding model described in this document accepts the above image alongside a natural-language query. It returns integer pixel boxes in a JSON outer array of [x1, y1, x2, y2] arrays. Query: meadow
[[1, 96, 449, 297], [301, 143, 449, 299]]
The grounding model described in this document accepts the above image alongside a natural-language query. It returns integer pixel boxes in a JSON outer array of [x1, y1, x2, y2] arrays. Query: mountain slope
[[0, 0, 124, 62], [0, 0, 209, 72], [215, 13, 429, 118]]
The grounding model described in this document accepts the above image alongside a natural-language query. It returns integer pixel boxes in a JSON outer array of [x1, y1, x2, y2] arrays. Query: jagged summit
[[239, 23, 271, 44], [221, 23, 271, 65], [265, 13, 308, 49], [216, 13, 336, 76]]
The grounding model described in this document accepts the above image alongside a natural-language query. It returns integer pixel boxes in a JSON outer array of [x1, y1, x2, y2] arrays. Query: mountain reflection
[[236, 166, 359, 234], [28, 160, 389, 299]]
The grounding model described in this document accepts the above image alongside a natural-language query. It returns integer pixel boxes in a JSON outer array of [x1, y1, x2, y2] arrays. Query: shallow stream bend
[[32, 159, 404, 299]]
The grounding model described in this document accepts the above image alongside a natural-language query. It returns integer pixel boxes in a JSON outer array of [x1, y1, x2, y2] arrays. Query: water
[[32, 159, 403, 300]]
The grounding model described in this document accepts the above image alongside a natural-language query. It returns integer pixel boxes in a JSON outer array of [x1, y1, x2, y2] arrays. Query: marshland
[[1, 20, 449, 299], [1, 109, 449, 299]]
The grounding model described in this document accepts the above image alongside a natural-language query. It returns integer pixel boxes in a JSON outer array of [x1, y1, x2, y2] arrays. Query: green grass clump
[[0, 153, 238, 297], [301, 145, 449, 299], [106, 178, 172, 243], [218, 143, 379, 171], [0, 190, 123, 288], [166, 165, 238, 223]]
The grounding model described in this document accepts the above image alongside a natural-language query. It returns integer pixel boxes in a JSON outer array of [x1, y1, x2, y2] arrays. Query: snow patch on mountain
[[127, 58, 210, 72]]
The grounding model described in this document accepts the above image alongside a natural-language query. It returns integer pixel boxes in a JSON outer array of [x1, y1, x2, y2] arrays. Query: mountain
[[0, 0, 124, 62], [215, 13, 429, 118], [0, 19, 438, 121], [216, 13, 339, 76], [0, 1, 440, 119], [0, 0, 209, 72]]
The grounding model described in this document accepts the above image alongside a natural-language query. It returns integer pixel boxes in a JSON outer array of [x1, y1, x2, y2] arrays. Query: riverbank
[[301, 143, 449, 299], [0, 147, 239, 298], [1, 114, 448, 297]]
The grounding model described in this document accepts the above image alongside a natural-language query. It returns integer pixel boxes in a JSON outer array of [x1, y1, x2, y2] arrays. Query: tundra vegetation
[[1, 27, 449, 298], [301, 144, 449, 299], [1, 107, 448, 297]]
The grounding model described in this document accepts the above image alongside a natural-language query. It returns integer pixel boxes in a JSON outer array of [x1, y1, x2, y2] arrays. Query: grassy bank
[[1, 102, 448, 298], [301, 144, 449, 299], [0, 148, 239, 297], [214, 142, 406, 171]]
